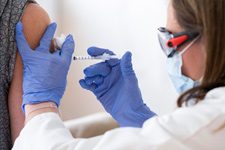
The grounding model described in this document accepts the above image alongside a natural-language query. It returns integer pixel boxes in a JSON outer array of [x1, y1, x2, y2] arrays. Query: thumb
[[15, 21, 31, 54], [37, 22, 57, 52], [61, 34, 75, 57], [121, 51, 135, 77]]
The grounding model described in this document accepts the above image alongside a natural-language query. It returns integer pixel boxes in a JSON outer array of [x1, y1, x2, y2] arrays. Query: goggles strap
[[179, 35, 200, 56]]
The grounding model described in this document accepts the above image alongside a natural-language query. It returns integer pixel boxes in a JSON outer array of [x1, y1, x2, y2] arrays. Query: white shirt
[[13, 87, 225, 150]]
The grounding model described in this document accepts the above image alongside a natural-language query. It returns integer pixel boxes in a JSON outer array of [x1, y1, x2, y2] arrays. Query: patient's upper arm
[[9, 2, 55, 144], [21, 3, 54, 50]]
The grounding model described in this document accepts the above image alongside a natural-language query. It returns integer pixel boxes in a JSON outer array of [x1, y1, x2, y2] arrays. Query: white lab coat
[[13, 87, 225, 150]]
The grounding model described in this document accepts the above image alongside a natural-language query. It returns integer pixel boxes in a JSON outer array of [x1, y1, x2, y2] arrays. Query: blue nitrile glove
[[15, 22, 75, 113], [79, 47, 157, 127]]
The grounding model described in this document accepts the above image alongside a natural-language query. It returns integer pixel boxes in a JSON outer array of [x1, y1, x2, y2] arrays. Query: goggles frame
[[158, 27, 199, 57]]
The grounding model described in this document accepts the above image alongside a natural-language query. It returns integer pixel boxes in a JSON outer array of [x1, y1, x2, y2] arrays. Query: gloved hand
[[15, 22, 75, 113], [79, 47, 157, 127]]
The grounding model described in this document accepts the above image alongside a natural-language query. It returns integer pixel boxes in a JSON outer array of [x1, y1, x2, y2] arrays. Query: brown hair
[[172, 0, 225, 107]]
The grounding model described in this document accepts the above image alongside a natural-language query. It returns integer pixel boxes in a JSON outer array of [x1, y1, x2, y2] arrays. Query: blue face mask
[[167, 36, 201, 94]]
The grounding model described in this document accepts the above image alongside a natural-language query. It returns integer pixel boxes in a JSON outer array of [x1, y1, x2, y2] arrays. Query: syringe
[[73, 53, 119, 61], [54, 34, 119, 61]]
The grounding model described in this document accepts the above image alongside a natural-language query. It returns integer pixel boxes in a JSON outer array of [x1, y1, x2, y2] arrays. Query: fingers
[[85, 75, 103, 85], [15, 21, 31, 54], [61, 34, 75, 58], [37, 23, 57, 52], [121, 51, 135, 76], [79, 79, 97, 92], [87, 47, 119, 66], [87, 47, 114, 56], [84, 62, 111, 77]]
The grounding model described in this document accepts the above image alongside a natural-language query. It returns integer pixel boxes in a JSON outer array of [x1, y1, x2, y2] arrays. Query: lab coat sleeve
[[12, 87, 225, 150], [13, 112, 191, 150]]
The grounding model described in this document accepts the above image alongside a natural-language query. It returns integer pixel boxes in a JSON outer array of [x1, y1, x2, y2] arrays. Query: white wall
[[36, 0, 178, 121], [36, 0, 62, 35]]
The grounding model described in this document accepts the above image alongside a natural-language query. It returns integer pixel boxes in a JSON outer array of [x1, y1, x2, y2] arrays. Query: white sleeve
[[12, 88, 225, 150], [13, 112, 190, 150]]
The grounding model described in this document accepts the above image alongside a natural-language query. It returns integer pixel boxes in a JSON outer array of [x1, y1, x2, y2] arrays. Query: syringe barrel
[[73, 56, 102, 60]]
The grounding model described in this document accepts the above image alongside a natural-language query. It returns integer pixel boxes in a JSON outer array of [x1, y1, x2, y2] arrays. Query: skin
[[166, 0, 206, 81], [25, 102, 58, 124], [8, 3, 54, 144]]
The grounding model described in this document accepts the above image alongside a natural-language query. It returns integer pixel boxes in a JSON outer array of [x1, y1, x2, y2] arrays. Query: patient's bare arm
[[8, 3, 55, 144]]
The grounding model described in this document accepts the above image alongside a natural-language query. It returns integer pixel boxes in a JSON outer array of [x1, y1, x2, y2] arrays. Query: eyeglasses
[[157, 27, 199, 57]]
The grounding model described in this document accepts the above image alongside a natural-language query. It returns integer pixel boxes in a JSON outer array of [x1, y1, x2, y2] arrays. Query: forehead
[[166, 0, 184, 33]]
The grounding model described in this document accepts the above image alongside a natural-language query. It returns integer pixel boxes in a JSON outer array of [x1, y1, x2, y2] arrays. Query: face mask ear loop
[[179, 35, 200, 56]]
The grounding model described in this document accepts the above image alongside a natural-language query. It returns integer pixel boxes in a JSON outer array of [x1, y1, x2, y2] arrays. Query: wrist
[[22, 93, 62, 113], [25, 102, 58, 124], [114, 104, 157, 128], [136, 104, 157, 119]]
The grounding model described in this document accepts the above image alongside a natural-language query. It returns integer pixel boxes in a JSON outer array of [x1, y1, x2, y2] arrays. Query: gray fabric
[[0, 0, 36, 149]]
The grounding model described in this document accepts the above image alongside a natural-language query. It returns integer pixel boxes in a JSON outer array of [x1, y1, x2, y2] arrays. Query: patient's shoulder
[[21, 3, 52, 50]]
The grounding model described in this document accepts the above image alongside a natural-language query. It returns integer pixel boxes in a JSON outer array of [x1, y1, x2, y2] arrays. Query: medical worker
[[13, 0, 225, 149]]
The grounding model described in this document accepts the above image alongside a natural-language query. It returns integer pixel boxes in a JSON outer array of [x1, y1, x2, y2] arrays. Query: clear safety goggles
[[157, 27, 199, 58]]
